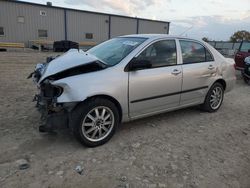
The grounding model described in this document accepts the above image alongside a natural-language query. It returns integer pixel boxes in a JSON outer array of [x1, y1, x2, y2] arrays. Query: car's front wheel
[[200, 82, 224, 112], [71, 98, 119, 147]]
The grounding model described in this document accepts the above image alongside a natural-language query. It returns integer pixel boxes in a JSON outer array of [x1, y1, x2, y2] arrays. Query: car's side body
[[48, 35, 235, 123]]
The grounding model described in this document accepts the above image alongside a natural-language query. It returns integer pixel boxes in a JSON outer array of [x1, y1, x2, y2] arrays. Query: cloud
[[64, 0, 168, 16], [170, 14, 250, 40], [21, 0, 250, 41], [62, 0, 249, 40]]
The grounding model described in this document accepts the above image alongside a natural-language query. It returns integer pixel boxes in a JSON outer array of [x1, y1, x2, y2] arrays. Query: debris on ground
[[75, 165, 84, 175], [16, 159, 29, 170]]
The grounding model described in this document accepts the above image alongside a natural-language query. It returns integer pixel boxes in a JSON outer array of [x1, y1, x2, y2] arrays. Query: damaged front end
[[33, 80, 71, 133], [28, 49, 107, 133], [29, 57, 72, 133]]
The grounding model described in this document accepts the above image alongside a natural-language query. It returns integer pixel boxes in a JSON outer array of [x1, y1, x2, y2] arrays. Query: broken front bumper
[[33, 91, 77, 133]]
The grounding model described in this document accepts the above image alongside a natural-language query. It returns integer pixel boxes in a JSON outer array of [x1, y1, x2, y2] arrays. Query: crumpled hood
[[39, 49, 100, 82]]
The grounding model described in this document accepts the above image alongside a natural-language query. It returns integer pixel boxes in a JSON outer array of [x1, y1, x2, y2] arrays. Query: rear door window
[[180, 40, 214, 64]]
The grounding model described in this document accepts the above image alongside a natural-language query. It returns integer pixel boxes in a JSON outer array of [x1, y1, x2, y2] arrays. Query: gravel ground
[[0, 51, 250, 188]]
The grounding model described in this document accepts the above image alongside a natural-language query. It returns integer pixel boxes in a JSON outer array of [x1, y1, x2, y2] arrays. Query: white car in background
[[30, 34, 236, 147]]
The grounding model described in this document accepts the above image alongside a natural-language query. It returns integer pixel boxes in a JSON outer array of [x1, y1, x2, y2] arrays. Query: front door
[[128, 39, 182, 118]]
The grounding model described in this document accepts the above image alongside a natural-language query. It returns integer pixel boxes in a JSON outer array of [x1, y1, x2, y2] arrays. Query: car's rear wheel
[[71, 98, 119, 147], [200, 82, 224, 112]]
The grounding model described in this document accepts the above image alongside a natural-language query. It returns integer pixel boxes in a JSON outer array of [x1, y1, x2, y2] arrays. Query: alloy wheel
[[210, 86, 223, 110], [81, 106, 114, 142]]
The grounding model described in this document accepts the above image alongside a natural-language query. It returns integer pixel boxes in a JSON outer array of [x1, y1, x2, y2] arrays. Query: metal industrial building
[[0, 0, 170, 47]]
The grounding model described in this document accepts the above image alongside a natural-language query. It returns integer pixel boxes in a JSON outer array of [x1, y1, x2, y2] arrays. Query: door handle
[[208, 65, 215, 70], [171, 69, 181, 75]]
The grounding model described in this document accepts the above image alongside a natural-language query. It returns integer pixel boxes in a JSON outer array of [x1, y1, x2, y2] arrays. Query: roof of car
[[120, 34, 200, 41]]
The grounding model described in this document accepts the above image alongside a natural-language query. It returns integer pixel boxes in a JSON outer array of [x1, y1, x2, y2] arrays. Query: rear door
[[179, 39, 217, 105], [128, 39, 182, 118]]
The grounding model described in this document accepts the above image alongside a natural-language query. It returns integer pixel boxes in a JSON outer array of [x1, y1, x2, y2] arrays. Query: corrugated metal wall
[[0, 1, 170, 46], [110, 16, 137, 38], [66, 10, 109, 43], [138, 20, 168, 34], [0, 1, 64, 45]]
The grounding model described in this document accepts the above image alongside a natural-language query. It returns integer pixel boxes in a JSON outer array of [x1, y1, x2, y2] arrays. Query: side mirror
[[248, 49, 250, 53], [129, 59, 152, 71]]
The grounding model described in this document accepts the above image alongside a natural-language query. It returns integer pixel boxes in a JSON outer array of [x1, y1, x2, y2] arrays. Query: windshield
[[87, 37, 147, 66], [240, 42, 250, 52]]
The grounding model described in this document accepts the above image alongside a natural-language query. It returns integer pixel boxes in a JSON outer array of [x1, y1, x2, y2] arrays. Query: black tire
[[200, 82, 224, 112], [71, 98, 120, 147]]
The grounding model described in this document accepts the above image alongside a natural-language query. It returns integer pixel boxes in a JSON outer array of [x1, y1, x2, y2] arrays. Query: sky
[[21, 0, 250, 40]]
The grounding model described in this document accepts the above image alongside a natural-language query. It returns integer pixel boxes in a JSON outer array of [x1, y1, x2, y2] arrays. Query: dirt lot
[[0, 51, 250, 188]]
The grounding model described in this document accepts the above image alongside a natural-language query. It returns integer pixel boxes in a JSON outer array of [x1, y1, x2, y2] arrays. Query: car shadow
[[14, 107, 203, 154], [120, 106, 200, 130], [45, 105, 202, 149]]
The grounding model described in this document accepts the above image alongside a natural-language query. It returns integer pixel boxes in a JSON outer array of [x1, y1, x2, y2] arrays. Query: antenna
[[179, 25, 193, 36]]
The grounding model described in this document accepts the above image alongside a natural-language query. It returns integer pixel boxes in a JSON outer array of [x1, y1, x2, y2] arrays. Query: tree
[[202, 37, 209, 42], [230, 30, 250, 42]]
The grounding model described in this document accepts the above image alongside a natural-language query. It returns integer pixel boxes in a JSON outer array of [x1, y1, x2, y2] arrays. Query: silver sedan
[[31, 34, 236, 147]]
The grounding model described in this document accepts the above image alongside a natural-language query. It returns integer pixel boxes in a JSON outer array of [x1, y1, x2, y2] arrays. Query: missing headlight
[[40, 83, 63, 98]]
